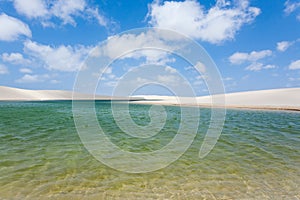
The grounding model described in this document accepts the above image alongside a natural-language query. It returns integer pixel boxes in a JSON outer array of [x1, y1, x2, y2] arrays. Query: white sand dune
[[0, 86, 299, 111], [0, 86, 137, 101], [132, 88, 300, 111]]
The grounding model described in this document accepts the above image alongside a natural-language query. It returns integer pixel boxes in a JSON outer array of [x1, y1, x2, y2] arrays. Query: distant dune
[[0, 86, 299, 111], [0, 86, 136, 101], [132, 88, 300, 111]]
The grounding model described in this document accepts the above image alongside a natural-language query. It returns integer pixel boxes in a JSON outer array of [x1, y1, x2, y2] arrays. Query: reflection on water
[[0, 101, 299, 199]]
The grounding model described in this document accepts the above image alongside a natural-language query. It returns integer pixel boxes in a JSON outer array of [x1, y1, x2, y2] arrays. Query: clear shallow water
[[0, 101, 299, 199]]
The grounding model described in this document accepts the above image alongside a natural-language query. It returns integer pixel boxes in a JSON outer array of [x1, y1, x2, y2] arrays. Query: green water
[[0, 101, 299, 199]]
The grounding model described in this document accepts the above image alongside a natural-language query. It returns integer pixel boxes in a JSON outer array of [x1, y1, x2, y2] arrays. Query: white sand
[[0, 86, 299, 111], [0, 86, 135, 101], [132, 88, 300, 111]]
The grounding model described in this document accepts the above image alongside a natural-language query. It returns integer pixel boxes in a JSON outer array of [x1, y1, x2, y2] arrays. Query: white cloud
[[92, 66, 115, 79], [135, 77, 149, 84], [86, 7, 107, 27], [229, 50, 272, 64], [245, 62, 262, 71], [285, 1, 300, 13], [194, 61, 206, 73], [2, 52, 31, 65], [50, 79, 60, 84], [98, 31, 178, 64], [165, 66, 177, 73], [277, 41, 293, 52], [184, 66, 194, 71], [127, 74, 184, 88], [24, 40, 91, 72], [104, 80, 118, 87], [0, 13, 31, 41], [16, 74, 50, 83], [193, 80, 204, 86], [157, 74, 181, 86], [264, 64, 276, 69], [230, 49, 276, 71], [0, 64, 9, 74], [12, 0, 108, 27], [51, 0, 86, 26], [103, 33, 163, 58], [13, 0, 48, 19], [288, 60, 300, 70], [148, 0, 260, 43], [184, 64, 207, 81], [19, 68, 33, 74], [128, 49, 173, 65], [223, 77, 233, 81], [284, 0, 300, 21], [245, 62, 276, 71], [196, 74, 208, 81], [288, 77, 300, 81]]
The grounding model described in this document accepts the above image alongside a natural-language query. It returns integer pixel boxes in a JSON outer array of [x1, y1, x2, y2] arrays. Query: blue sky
[[0, 0, 300, 96]]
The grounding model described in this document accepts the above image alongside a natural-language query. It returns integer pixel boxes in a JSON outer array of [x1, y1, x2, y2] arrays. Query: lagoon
[[0, 101, 299, 199]]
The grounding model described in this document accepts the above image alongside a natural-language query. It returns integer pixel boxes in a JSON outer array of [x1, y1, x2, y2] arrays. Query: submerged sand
[[0, 86, 299, 111]]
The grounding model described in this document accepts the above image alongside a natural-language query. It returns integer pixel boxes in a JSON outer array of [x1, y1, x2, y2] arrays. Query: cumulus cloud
[[245, 63, 276, 71], [284, 0, 300, 21], [86, 7, 107, 27], [288, 78, 300, 82], [126, 49, 173, 65], [229, 49, 275, 71], [223, 77, 233, 81], [127, 74, 184, 88], [148, 0, 260, 43], [288, 60, 300, 70], [165, 66, 177, 73], [285, 0, 300, 13], [0, 64, 9, 74], [0, 13, 31, 41], [194, 62, 206, 73], [13, 0, 48, 19], [16, 74, 50, 83], [157, 74, 181, 86], [229, 50, 272, 64], [276, 41, 293, 52], [19, 68, 33, 74], [96, 31, 179, 65], [24, 40, 91, 72], [50, 79, 60, 84], [2, 52, 31, 65], [51, 0, 86, 26], [193, 79, 204, 86], [12, 0, 108, 27]]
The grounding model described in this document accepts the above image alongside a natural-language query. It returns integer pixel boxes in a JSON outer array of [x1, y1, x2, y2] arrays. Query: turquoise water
[[0, 101, 299, 199]]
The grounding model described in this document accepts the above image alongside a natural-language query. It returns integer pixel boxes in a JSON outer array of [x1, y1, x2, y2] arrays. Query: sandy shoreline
[[130, 101, 300, 112], [0, 86, 299, 111]]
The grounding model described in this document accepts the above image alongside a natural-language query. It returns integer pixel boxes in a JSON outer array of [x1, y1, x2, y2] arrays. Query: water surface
[[0, 101, 299, 199]]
